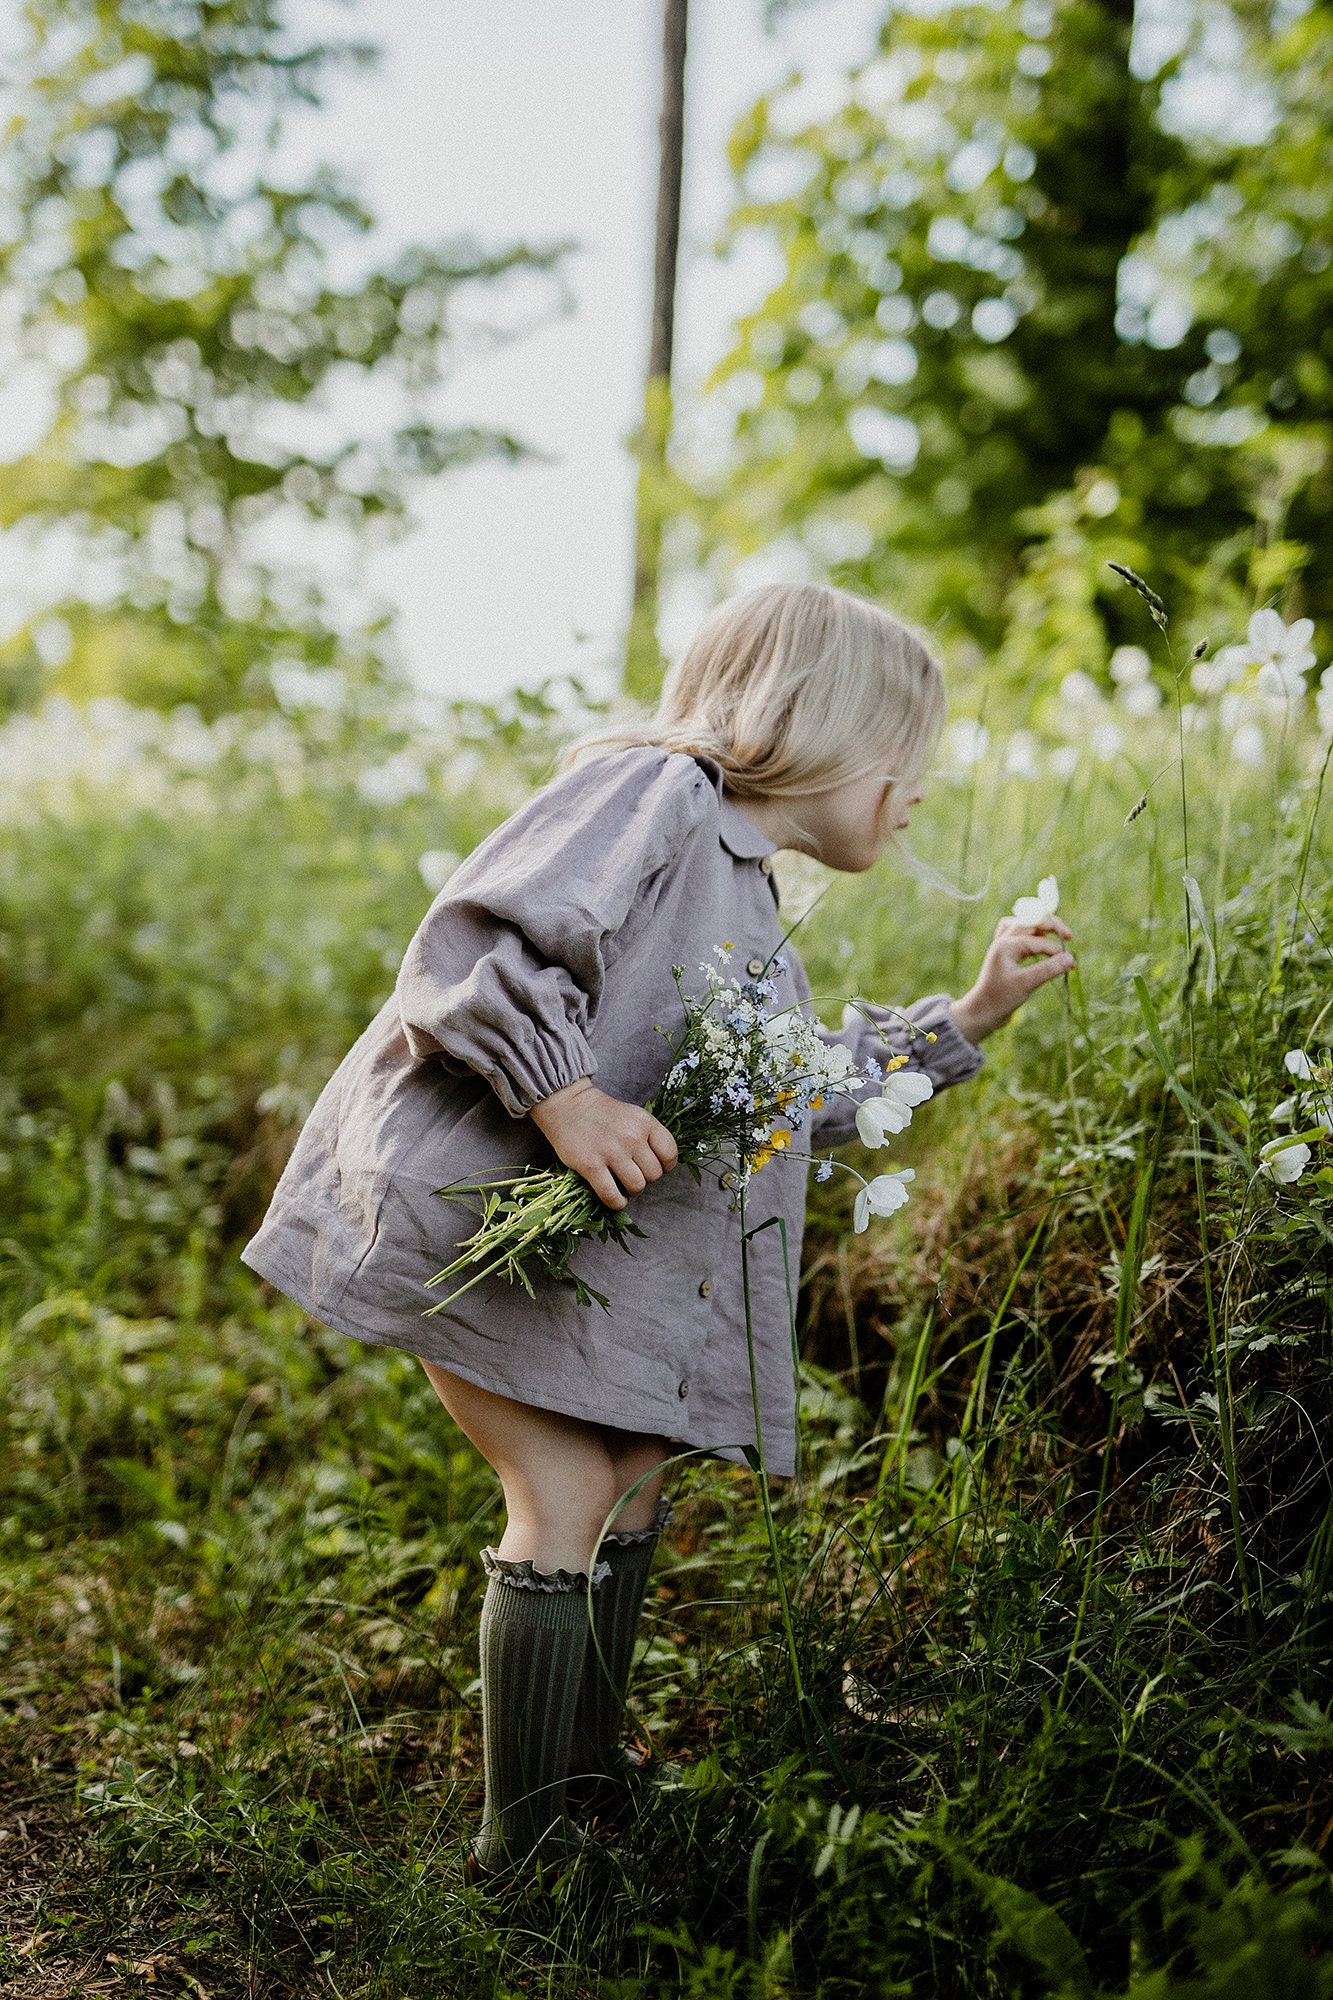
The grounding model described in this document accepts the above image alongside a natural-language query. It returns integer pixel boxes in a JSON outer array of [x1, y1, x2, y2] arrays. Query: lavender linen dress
[[241, 748, 982, 1474]]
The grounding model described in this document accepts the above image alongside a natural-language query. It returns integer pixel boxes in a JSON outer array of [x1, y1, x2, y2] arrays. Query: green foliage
[[700, 0, 1333, 686], [0, 0, 569, 715], [2, 658, 1333, 1990]]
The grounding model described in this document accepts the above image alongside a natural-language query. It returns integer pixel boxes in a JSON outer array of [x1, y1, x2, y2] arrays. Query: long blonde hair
[[574, 582, 945, 801]]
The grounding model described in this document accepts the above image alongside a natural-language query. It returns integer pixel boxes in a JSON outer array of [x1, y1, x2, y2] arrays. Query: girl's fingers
[[1006, 933, 1069, 960], [646, 1117, 679, 1169], [630, 1141, 664, 1184], [996, 915, 1072, 942], [612, 1153, 649, 1197], [1020, 953, 1074, 991], [586, 1163, 628, 1210]]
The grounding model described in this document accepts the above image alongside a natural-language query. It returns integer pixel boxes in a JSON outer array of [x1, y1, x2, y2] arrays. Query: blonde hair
[[574, 583, 945, 801]]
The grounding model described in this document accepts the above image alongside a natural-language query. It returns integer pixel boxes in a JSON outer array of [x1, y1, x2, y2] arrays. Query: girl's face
[[744, 769, 925, 873]]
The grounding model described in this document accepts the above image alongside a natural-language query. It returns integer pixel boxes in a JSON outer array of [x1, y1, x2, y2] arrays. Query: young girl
[[242, 583, 1073, 1871]]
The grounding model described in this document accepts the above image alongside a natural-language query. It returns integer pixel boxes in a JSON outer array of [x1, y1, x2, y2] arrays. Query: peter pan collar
[[718, 796, 778, 860], [691, 754, 778, 861]]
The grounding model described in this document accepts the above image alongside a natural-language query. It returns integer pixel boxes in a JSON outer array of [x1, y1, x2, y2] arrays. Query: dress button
[[677, 1379, 690, 1400], [698, 1278, 712, 1298], [746, 957, 765, 977], [759, 855, 773, 876]]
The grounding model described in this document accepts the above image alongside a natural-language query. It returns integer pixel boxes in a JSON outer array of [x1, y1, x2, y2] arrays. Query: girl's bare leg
[[421, 1363, 668, 1572]]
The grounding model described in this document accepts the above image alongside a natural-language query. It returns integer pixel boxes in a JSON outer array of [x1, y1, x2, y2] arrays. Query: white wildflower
[[1049, 745, 1080, 779], [1003, 730, 1041, 780], [357, 754, 428, 807], [853, 1169, 915, 1231], [818, 1040, 862, 1083], [1259, 1136, 1311, 1185], [1119, 680, 1163, 718], [1192, 646, 1249, 695], [1012, 876, 1059, 924], [1109, 645, 1152, 686], [1231, 723, 1266, 768], [1272, 1050, 1333, 1134], [1059, 669, 1101, 710], [946, 718, 991, 770], [1248, 608, 1317, 699], [417, 849, 459, 894], [855, 1070, 934, 1145]]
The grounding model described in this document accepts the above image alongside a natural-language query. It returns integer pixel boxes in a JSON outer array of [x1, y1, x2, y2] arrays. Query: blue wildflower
[[814, 1158, 834, 1182]]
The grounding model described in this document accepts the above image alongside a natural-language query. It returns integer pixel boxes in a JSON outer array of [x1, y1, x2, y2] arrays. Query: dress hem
[[239, 1244, 797, 1476]]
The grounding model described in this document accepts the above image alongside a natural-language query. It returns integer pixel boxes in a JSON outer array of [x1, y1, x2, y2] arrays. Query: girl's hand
[[530, 1079, 678, 1210], [949, 915, 1075, 1044]]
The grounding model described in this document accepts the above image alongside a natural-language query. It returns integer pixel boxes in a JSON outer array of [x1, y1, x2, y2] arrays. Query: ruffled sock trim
[[599, 1495, 674, 1550], [480, 1548, 611, 1593]]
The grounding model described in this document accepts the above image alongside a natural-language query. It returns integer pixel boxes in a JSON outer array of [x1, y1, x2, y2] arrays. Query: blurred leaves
[[695, 0, 1333, 690], [0, 0, 571, 716]]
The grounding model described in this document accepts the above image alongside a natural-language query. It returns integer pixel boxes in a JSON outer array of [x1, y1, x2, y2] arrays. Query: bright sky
[[297, 0, 885, 702]]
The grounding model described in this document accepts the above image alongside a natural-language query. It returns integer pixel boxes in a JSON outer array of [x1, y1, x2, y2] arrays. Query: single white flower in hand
[[1012, 876, 1059, 924], [1247, 609, 1317, 700], [1260, 1136, 1312, 1185], [855, 1071, 934, 1146], [853, 1169, 916, 1232]]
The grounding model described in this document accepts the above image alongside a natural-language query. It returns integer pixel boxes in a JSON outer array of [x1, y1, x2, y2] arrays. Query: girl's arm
[[395, 748, 713, 1120], [807, 912, 1073, 1147]]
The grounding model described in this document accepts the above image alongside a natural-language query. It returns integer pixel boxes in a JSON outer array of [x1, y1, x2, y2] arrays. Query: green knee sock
[[569, 1498, 671, 1782], [473, 1549, 605, 1869]]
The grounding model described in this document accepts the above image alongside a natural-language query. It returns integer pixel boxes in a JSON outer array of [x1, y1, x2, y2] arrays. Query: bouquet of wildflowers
[[426, 944, 932, 1313]]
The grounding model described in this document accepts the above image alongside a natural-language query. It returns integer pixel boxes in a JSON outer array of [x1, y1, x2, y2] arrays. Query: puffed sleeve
[[809, 994, 983, 1147], [396, 748, 714, 1117]]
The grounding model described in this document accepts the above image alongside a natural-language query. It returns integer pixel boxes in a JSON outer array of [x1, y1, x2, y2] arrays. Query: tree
[[0, 0, 568, 716], [625, 0, 689, 703], [698, 0, 1333, 686]]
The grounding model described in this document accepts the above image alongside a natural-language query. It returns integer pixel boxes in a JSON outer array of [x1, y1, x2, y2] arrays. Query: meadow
[[3, 621, 1333, 1998]]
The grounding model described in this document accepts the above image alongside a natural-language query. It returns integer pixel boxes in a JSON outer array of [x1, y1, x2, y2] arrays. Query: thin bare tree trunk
[[625, 0, 688, 702]]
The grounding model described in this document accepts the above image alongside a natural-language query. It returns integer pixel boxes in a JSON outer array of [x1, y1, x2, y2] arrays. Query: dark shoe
[[465, 1813, 586, 1887]]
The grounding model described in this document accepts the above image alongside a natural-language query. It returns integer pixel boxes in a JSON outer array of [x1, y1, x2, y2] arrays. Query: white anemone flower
[[1192, 646, 1249, 695], [1110, 645, 1152, 686], [818, 1040, 861, 1082], [1012, 875, 1059, 924], [1248, 608, 1317, 699], [1259, 1136, 1312, 1185], [856, 1070, 934, 1146], [853, 1169, 915, 1231], [1272, 1049, 1333, 1134], [1231, 723, 1266, 768]]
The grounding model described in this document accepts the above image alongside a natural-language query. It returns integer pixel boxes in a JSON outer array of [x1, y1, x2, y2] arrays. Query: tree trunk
[[624, 0, 688, 703]]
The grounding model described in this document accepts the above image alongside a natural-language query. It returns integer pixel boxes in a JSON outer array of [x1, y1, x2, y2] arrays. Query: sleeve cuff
[[893, 994, 984, 1088], [485, 1033, 598, 1119]]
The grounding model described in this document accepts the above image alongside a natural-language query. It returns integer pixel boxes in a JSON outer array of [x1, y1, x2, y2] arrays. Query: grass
[[3, 667, 1333, 1995]]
